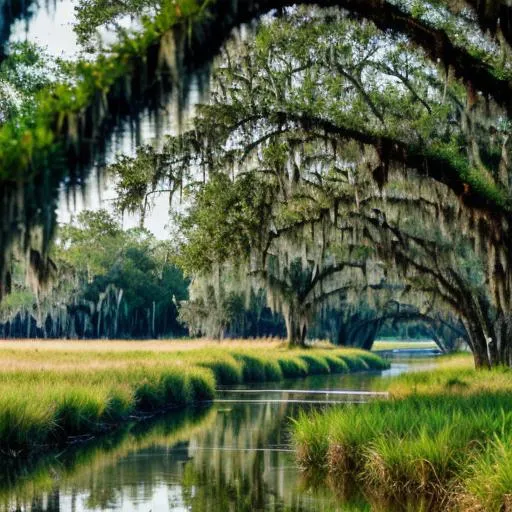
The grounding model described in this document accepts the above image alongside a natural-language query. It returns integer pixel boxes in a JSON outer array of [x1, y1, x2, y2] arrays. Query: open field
[[0, 339, 388, 454], [293, 362, 512, 510], [0, 338, 287, 353]]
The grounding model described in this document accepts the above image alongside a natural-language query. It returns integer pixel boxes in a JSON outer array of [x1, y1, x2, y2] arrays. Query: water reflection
[[0, 407, 216, 511], [0, 371, 396, 512]]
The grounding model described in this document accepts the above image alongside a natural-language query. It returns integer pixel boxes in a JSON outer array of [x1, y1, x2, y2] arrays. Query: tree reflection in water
[[0, 374, 389, 511]]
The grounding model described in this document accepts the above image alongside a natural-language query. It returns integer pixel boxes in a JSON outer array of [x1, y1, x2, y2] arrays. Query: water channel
[[0, 360, 439, 512]]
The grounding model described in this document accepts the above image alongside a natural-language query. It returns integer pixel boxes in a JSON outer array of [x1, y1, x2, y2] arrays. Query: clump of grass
[[363, 424, 461, 497], [188, 367, 216, 401], [104, 385, 134, 421], [0, 392, 54, 449], [445, 377, 469, 389], [231, 351, 284, 382], [52, 386, 107, 436], [338, 354, 369, 372], [293, 368, 512, 507], [293, 409, 332, 470], [461, 434, 512, 510], [298, 354, 331, 374], [318, 353, 350, 373], [356, 352, 390, 370], [195, 354, 243, 385], [275, 355, 309, 378]]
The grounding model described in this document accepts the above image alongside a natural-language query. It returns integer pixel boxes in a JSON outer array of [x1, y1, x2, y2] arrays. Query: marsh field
[[0, 339, 388, 454], [3, 342, 511, 511]]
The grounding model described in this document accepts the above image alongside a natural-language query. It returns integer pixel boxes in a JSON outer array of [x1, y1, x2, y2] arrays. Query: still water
[[0, 367, 415, 512]]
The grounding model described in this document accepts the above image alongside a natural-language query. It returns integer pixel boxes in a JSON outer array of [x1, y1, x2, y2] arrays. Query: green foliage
[[55, 211, 188, 337], [1, 210, 188, 338], [177, 173, 273, 275], [58, 209, 124, 277], [0, 42, 63, 123], [0, 0, 209, 177]]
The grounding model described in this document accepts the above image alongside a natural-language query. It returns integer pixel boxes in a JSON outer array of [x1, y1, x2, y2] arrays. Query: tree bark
[[462, 317, 491, 369], [285, 304, 307, 347]]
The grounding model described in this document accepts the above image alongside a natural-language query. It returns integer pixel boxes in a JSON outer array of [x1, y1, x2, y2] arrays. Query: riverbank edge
[[0, 346, 388, 457], [292, 361, 512, 511], [0, 405, 219, 506]]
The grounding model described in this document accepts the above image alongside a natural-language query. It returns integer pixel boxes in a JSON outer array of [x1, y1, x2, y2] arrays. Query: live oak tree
[[195, 12, 512, 365], [110, 8, 512, 364]]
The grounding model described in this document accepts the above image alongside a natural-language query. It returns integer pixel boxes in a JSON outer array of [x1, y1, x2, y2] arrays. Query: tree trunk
[[359, 321, 382, 351], [462, 317, 491, 369], [336, 313, 381, 350], [285, 304, 307, 347]]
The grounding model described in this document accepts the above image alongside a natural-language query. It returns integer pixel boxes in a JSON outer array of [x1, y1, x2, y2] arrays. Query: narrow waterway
[[0, 360, 431, 512]]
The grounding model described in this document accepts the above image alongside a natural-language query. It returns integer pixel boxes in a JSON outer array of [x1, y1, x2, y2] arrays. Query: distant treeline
[[0, 210, 464, 350]]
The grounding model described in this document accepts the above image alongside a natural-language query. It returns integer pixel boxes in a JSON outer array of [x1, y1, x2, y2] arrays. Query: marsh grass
[[293, 366, 512, 510], [386, 364, 512, 398], [298, 354, 332, 374], [275, 354, 309, 378], [0, 340, 387, 454]]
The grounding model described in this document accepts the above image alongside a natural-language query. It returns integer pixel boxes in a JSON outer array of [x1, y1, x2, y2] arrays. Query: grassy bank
[[0, 339, 388, 454], [293, 361, 512, 510]]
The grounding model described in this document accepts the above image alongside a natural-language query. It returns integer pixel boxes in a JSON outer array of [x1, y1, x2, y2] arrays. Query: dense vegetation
[[2, 208, 449, 345], [0, 210, 189, 338], [293, 358, 512, 510]]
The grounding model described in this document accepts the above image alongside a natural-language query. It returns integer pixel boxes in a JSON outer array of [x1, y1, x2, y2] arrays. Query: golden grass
[[0, 338, 382, 371], [0, 338, 285, 371], [372, 339, 439, 351], [387, 361, 511, 398], [0, 337, 285, 352]]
